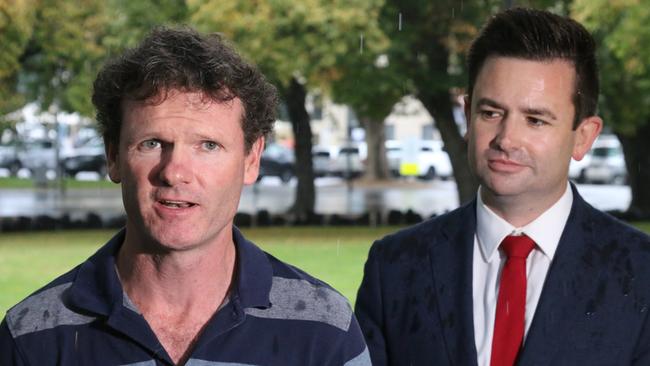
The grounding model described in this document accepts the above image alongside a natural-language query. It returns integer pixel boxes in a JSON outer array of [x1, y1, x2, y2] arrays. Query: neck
[[116, 232, 236, 314], [481, 183, 568, 228]]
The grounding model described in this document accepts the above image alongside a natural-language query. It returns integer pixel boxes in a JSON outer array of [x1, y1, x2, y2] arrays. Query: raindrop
[[359, 34, 364, 54], [585, 311, 595, 317], [506, 301, 509, 315], [398, 12, 402, 31], [452, 8, 455, 18], [641, 305, 648, 313]]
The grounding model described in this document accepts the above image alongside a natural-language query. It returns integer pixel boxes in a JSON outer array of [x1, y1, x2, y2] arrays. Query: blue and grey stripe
[[245, 277, 353, 332], [6, 283, 95, 338]]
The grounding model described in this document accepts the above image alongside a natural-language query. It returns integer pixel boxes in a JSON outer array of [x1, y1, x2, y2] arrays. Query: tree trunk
[[286, 77, 316, 221], [618, 123, 650, 218], [420, 90, 479, 205], [361, 116, 390, 180]]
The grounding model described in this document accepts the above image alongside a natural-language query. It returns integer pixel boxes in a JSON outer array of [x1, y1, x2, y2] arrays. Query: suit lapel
[[518, 189, 599, 365], [429, 201, 479, 366]]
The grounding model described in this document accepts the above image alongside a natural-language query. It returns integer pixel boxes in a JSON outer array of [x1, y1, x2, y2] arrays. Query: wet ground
[[0, 176, 631, 221]]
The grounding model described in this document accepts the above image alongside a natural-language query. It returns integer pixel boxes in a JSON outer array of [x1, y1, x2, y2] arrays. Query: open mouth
[[159, 199, 197, 209]]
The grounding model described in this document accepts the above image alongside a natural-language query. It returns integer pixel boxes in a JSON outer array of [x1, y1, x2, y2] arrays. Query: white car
[[397, 139, 452, 180], [569, 153, 591, 183], [583, 135, 627, 184], [312, 145, 336, 177], [330, 144, 366, 178]]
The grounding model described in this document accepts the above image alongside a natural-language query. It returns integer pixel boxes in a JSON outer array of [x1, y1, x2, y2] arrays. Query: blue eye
[[141, 140, 161, 149], [202, 141, 219, 151]]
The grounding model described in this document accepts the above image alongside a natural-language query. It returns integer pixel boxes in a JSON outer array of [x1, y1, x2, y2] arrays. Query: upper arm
[[0, 318, 28, 366], [354, 242, 388, 365]]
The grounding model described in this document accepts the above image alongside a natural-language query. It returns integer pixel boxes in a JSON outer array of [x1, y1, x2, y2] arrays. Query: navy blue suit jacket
[[355, 186, 650, 365]]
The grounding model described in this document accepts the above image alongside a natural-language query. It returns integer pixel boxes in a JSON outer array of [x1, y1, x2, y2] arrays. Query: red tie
[[490, 234, 536, 366]]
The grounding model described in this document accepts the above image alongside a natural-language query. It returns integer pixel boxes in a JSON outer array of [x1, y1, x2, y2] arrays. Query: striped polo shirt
[[0, 228, 370, 365]]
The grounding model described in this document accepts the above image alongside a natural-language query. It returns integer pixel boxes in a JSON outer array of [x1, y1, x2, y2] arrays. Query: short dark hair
[[466, 8, 598, 128], [92, 26, 278, 152]]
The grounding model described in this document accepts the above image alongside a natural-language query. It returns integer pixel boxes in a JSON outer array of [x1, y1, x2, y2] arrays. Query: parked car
[[397, 139, 452, 180], [0, 141, 22, 176], [62, 136, 107, 177], [583, 135, 627, 184], [569, 153, 591, 183], [312, 145, 336, 177], [17, 139, 59, 172], [258, 143, 294, 182], [331, 144, 366, 178]]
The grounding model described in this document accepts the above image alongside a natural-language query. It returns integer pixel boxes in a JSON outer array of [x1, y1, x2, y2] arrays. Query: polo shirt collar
[[67, 226, 273, 316], [231, 226, 273, 309], [476, 183, 573, 263]]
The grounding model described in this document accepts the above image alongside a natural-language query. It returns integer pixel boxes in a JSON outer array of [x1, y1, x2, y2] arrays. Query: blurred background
[[1, 0, 647, 225], [1, 0, 649, 309]]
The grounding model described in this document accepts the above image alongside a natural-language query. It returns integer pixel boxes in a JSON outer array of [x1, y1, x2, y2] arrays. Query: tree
[[573, 0, 650, 217], [375, 0, 489, 205], [190, 0, 386, 220], [0, 0, 36, 127], [102, 0, 188, 51], [17, 0, 109, 117], [332, 50, 406, 180]]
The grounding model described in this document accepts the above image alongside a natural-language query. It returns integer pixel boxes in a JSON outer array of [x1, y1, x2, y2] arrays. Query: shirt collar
[[476, 183, 573, 262], [231, 226, 273, 309], [68, 226, 273, 316]]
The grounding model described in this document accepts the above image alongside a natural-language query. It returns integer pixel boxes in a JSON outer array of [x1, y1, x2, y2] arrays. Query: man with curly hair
[[1, 27, 369, 366]]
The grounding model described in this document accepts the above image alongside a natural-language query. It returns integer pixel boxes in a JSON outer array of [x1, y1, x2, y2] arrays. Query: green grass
[[2, 223, 649, 316], [0, 177, 117, 189], [0, 226, 402, 315]]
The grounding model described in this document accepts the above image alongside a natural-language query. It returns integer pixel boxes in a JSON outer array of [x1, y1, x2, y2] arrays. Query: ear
[[572, 116, 603, 160], [463, 95, 472, 141], [243, 136, 265, 185], [105, 139, 121, 183]]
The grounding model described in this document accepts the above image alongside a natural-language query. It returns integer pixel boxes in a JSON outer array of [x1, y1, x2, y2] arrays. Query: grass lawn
[[0, 226, 402, 315], [0, 177, 116, 189], [2, 223, 649, 316]]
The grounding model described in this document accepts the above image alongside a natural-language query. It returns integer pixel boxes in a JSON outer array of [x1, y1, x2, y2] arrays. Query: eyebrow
[[475, 97, 557, 121]]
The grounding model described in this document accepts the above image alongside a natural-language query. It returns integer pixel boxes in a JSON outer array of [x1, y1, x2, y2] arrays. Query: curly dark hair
[[92, 26, 278, 152], [467, 8, 598, 129]]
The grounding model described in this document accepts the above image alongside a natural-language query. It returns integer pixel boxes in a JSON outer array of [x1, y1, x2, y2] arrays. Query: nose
[[157, 146, 192, 186], [492, 116, 521, 152]]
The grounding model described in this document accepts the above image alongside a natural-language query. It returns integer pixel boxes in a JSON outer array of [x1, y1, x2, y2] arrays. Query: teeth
[[161, 200, 192, 208]]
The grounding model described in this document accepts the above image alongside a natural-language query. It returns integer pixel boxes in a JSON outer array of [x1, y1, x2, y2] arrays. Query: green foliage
[[573, 0, 650, 136], [0, 0, 36, 116], [189, 0, 385, 92], [330, 1, 404, 121], [17, 0, 109, 116], [2, 0, 188, 124], [102, 0, 188, 52]]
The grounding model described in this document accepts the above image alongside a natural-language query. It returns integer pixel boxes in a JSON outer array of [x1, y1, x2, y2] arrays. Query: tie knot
[[501, 235, 535, 259]]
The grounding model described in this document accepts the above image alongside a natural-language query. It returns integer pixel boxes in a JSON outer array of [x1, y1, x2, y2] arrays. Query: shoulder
[[369, 202, 473, 261], [247, 253, 354, 333], [581, 201, 650, 245], [4, 265, 93, 340]]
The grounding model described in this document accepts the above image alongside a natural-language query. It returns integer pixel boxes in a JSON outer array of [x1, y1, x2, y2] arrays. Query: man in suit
[[355, 7, 650, 366]]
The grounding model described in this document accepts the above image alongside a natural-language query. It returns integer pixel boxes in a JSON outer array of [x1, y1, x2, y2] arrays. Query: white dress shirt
[[473, 184, 573, 366]]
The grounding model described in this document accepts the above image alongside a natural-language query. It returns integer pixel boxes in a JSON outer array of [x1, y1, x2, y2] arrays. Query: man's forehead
[[122, 89, 241, 110]]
